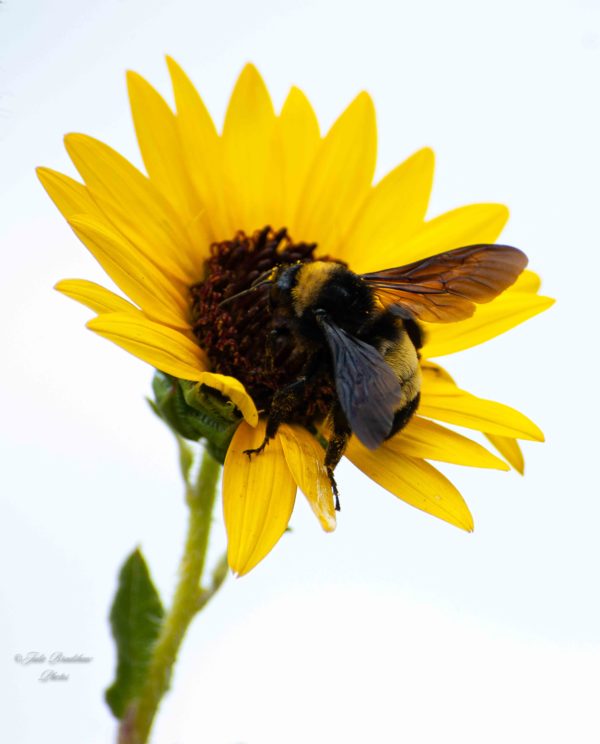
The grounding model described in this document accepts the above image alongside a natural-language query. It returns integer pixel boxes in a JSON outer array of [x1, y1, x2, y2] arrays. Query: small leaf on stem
[[105, 548, 165, 719]]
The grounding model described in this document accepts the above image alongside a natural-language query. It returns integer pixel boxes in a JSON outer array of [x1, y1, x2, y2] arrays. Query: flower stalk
[[119, 445, 223, 744]]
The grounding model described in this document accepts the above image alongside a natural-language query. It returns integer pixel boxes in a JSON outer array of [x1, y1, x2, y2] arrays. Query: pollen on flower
[[190, 226, 337, 421]]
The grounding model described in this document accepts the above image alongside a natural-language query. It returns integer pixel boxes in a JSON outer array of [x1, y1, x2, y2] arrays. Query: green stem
[[120, 447, 223, 744]]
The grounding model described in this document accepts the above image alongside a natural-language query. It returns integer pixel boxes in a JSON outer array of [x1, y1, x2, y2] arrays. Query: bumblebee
[[231, 243, 527, 502]]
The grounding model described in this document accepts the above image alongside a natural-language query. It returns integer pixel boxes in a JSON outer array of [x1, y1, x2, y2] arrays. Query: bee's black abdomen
[[357, 307, 400, 347], [388, 304, 423, 349], [403, 318, 423, 350], [387, 394, 420, 438]]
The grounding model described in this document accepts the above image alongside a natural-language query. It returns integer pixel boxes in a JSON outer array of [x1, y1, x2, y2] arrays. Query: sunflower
[[38, 60, 553, 575]]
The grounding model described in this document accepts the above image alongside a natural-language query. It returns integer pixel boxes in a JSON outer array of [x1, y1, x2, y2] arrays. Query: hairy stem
[[120, 447, 223, 744]]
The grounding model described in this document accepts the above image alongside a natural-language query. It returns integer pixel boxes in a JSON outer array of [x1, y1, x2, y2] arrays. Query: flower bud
[[152, 371, 241, 463]]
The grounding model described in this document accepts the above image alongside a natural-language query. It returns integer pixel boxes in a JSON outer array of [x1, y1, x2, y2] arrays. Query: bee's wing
[[317, 314, 402, 450], [361, 244, 528, 322]]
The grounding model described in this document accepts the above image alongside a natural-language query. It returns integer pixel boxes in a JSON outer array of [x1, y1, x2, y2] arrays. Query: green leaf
[[105, 549, 165, 719]]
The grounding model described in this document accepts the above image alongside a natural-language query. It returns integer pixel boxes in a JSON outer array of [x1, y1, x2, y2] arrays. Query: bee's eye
[[276, 265, 300, 293]]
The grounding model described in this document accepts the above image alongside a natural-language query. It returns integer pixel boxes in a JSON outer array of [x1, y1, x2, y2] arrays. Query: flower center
[[190, 227, 338, 423]]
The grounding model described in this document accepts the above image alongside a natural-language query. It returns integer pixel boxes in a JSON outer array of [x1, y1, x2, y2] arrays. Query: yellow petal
[[293, 92, 376, 249], [514, 269, 541, 293], [64, 133, 198, 281], [87, 312, 207, 380], [278, 424, 336, 532], [420, 360, 457, 386], [166, 56, 228, 241], [37, 166, 207, 289], [127, 70, 197, 224], [341, 148, 435, 271], [396, 203, 509, 265], [223, 420, 296, 575], [197, 372, 258, 427], [55, 278, 142, 316], [420, 366, 545, 441], [422, 292, 555, 357], [37, 167, 104, 220], [278, 87, 321, 230], [222, 64, 277, 234], [486, 434, 525, 474], [68, 216, 189, 329], [392, 416, 509, 470], [346, 439, 473, 531]]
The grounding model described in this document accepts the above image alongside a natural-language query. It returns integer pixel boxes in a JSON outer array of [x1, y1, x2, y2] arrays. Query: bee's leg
[[243, 376, 307, 458], [265, 329, 276, 371], [324, 405, 351, 511], [265, 327, 284, 372]]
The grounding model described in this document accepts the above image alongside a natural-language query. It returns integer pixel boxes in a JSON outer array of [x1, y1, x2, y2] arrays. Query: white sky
[[1, 0, 599, 742]]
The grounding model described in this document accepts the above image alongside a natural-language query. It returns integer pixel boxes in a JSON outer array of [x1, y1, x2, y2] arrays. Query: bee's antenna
[[218, 268, 276, 308]]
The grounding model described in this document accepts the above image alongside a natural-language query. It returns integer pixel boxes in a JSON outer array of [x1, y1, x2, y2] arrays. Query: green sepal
[[105, 549, 165, 719], [151, 371, 241, 463]]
